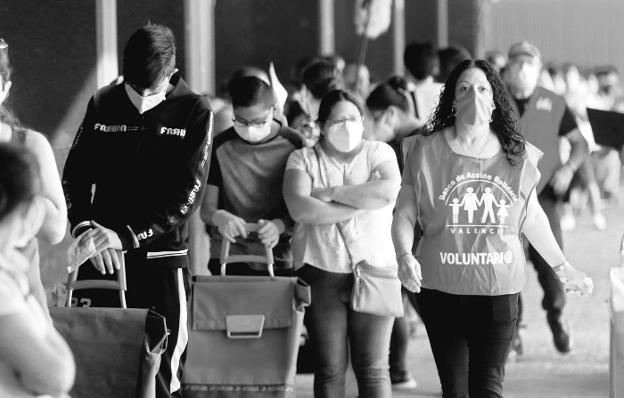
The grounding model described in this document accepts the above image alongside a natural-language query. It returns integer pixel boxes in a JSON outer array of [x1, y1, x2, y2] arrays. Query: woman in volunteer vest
[[284, 89, 401, 397], [392, 59, 593, 397]]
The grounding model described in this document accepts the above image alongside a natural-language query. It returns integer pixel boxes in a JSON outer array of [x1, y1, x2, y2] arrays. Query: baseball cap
[[508, 41, 541, 60]]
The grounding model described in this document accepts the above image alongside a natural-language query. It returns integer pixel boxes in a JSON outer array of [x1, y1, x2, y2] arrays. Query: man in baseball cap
[[503, 40, 589, 360], [508, 40, 541, 60]]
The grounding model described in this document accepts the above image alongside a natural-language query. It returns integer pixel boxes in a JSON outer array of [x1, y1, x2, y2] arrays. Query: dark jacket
[[63, 73, 213, 268]]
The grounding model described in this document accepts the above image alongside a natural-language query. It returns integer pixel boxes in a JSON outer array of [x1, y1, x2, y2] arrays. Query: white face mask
[[233, 110, 273, 143], [326, 119, 364, 153], [234, 124, 272, 143], [124, 82, 167, 114], [455, 90, 494, 127]]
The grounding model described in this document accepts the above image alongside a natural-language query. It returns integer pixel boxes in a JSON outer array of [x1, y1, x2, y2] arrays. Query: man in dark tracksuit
[[62, 25, 213, 398], [504, 41, 588, 357]]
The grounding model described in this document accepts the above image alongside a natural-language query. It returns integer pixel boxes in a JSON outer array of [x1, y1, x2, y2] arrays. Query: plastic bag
[[66, 228, 97, 273]]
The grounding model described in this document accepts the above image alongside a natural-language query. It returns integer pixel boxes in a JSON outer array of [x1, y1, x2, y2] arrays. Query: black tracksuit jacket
[[62, 74, 213, 268]]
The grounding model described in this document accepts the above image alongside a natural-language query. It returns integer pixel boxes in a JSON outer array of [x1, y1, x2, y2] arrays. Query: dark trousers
[[518, 191, 566, 328], [389, 292, 411, 383], [415, 288, 519, 398], [389, 289, 423, 383], [75, 251, 189, 398], [297, 265, 394, 398]]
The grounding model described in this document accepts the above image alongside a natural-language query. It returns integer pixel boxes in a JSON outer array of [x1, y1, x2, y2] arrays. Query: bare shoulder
[[23, 129, 52, 150], [22, 130, 57, 166]]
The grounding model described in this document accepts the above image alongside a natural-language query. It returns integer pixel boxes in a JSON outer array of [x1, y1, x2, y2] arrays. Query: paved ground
[[295, 199, 621, 397]]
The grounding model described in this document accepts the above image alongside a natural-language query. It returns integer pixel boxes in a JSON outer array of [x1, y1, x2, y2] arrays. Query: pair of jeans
[[518, 190, 566, 330], [297, 265, 394, 398], [415, 288, 519, 398]]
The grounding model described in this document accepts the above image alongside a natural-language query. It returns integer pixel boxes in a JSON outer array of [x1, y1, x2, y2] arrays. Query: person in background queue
[[503, 41, 589, 357]]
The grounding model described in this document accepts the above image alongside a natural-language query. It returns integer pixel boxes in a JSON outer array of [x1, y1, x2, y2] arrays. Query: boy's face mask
[[233, 107, 274, 144]]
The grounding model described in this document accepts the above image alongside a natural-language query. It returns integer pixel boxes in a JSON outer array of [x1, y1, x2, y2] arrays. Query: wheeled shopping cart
[[183, 223, 311, 397]]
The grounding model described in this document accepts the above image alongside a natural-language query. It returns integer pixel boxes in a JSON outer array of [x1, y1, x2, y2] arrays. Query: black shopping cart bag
[[50, 250, 168, 398]]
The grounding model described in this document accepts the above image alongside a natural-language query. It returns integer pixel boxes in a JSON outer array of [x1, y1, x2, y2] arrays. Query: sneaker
[[593, 212, 607, 230], [560, 212, 576, 231], [547, 315, 573, 353], [392, 376, 418, 390], [508, 327, 524, 361]]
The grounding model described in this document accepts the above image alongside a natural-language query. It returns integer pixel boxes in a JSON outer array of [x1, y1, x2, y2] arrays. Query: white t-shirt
[[286, 140, 398, 273], [0, 254, 51, 398]]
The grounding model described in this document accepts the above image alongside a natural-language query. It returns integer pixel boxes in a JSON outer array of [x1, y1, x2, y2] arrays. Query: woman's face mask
[[233, 107, 273, 143], [326, 118, 364, 153], [454, 69, 495, 127]]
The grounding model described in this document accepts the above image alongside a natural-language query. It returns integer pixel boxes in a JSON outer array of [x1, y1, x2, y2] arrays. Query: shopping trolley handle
[[220, 223, 275, 277], [65, 250, 128, 308], [244, 223, 262, 233]]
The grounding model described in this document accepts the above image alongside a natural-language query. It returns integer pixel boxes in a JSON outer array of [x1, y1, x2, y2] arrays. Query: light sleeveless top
[[402, 132, 542, 295]]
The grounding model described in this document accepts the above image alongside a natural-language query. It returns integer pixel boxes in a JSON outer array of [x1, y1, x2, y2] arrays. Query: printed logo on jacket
[[437, 171, 519, 266]]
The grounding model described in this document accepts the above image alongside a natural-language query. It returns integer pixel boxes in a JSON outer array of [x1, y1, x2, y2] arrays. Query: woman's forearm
[[331, 180, 400, 210], [1, 313, 75, 397], [287, 195, 361, 224], [522, 197, 566, 267], [391, 187, 420, 257]]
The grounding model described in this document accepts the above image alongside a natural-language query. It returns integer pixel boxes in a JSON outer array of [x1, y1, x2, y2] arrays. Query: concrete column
[[184, 0, 215, 94], [437, 0, 449, 48], [392, 0, 406, 76], [184, 0, 216, 275], [318, 0, 335, 55], [95, 0, 118, 89]]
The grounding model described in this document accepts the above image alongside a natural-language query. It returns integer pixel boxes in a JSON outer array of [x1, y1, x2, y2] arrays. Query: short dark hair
[[426, 59, 525, 165], [302, 60, 343, 99], [0, 143, 40, 222], [404, 41, 437, 80], [228, 76, 274, 108], [317, 89, 364, 128], [366, 76, 410, 113], [122, 24, 176, 90], [437, 45, 471, 83]]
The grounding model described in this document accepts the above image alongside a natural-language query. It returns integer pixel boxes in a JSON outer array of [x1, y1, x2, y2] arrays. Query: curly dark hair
[[425, 59, 525, 165]]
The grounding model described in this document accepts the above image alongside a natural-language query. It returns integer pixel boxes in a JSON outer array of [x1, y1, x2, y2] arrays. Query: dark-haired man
[[200, 75, 303, 276], [503, 41, 588, 358], [403, 41, 443, 125], [63, 24, 213, 397]]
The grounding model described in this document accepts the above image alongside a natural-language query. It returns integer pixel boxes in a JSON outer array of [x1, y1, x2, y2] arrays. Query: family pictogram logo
[[439, 172, 518, 235], [447, 187, 511, 225]]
